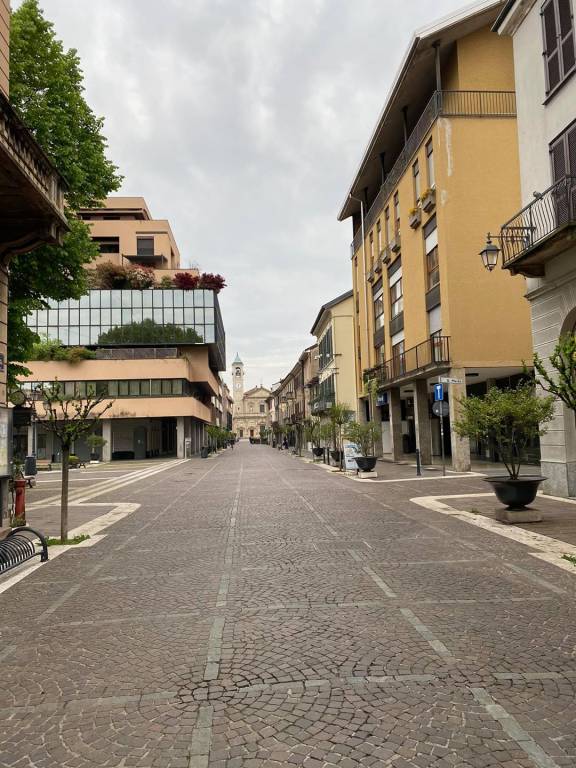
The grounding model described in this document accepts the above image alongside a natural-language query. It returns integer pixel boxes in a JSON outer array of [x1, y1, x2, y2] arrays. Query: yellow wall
[[0, 0, 9, 98], [315, 294, 357, 414], [350, 25, 532, 391]]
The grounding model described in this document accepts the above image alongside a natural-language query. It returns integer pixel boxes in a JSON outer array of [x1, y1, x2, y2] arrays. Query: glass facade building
[[26, 289, 226, 371]]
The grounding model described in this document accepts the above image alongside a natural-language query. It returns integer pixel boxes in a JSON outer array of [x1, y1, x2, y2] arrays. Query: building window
[[550, 120, 576, 181], [412, 159, 421, 203], [137, 236, 154, 257], [393, 192, 400, 231], [425, 138, 435, 188], [319, 326, 334, 369], [542, 0, 575, 97], [376, 221, 382, 254], [427, 247, 440, 290], [93, 237, 119, 254], [390, 278, 403, 318], [385, 207, 391, 243], [369, 232, 374, 266], [373, 284, 384, 329], [259, 404, 265, 413], [392, 337, 405, 376]]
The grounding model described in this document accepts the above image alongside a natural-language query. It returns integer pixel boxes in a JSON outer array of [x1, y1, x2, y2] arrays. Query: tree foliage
[[36, 381, 113, 540], [344, 421, 381, 457], [98, 319, 203, 346], [453, 383, 555, 480], [8, 0, 122, 387], [533, 334, 576, 412]]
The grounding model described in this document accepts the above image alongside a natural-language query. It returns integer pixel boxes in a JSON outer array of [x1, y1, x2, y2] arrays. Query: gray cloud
[[16, 0, 470, 390]]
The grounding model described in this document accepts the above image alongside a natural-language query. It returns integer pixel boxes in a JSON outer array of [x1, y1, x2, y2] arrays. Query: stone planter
[[421, 189, 436, 213], [312, 447, 324, 459], [408, 209, 421, 229], [484, 475, 546, 520], [355, 456, 377, 472]]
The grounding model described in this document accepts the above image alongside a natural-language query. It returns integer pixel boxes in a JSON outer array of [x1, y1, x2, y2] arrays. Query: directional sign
[[439, 377, 464, 385], [433, 383, 444, 402], [432, 401, 449, 418]]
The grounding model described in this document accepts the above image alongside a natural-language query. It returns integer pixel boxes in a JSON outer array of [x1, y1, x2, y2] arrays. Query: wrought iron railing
[[364, 335, 450, 388], [500, 176, 576, 267], [351, 90, 516, 255]]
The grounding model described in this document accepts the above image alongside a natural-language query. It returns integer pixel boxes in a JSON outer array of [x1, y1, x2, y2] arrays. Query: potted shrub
[[305, 417, 324, 460], [159, 275, 174, 289], [126, 264, 155, 289], [198, 273, 226, 293], [94, 261, 129, 289], [408, 206, 421, 229], [86, 434, 107, 463], [453, 383, 555, 519], [344, 421, 381, 472], [327, 403, 353, 469]]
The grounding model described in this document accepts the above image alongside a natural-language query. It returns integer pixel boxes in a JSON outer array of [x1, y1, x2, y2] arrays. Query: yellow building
[[338, 0, 533, 470], [309, 290, 357, 418]]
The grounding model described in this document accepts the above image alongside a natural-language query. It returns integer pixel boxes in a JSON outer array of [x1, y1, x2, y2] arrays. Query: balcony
[[123, 252, 168, 266], [500, 176, 576, 277], [364, 335, 451, 388], [311, 396, 334, 414], [351, 90, 516, 255], [0, 91, 68, 256]]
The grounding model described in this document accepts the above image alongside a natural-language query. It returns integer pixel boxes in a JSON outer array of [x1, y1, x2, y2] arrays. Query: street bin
[[200, 446, 209, 459], [24, 455, 37, 476]]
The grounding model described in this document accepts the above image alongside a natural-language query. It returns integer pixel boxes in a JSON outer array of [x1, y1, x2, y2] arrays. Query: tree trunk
[[61, 444, 70, 542]]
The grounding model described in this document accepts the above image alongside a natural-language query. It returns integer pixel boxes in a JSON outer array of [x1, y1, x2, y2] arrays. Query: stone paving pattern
[[1, 444, 575, 766]]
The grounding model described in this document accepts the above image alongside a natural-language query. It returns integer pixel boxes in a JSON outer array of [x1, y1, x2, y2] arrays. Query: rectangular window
[[412, 159, 420, 202], [93, 237, 120, 254], [373, 285, 384, 329], [369, 232, 374, 265], [385, 207, 391, 243], [392, 338, 405, 376], [376, 221, 382, 254], [425, 138, 435, 188], [162, 380, 173, 395], [259, 404, 265, 413], [393, 192, 400, 231], [542, 0, 575, 96], [427, 247, 440, 290], [129, 380, 140, 397], [550, 120, 576, 181], [136, 236, 154, 257], [172, 380, 183, 395], [119, 381, 129, 397], [390, 278, 403, 318], [151, 380, 162, 396]]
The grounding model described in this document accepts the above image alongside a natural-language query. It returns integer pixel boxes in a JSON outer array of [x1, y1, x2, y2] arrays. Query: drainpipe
[[433, 41, 442, 92], [349, 193, 370, 417]]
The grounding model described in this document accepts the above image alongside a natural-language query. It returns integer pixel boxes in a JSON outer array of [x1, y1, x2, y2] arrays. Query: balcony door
[[550, 122, 576, 225]]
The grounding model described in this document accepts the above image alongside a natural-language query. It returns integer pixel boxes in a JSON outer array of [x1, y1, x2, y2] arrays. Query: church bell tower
[[232, 353, 244, 413]]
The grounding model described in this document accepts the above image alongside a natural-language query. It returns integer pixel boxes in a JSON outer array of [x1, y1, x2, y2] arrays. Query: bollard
[[14, 478, 26, 523], [415, 448, 422, 477]]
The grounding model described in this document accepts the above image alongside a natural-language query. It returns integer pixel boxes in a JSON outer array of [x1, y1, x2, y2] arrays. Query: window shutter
[[566, 122, 576, 176], [550, 134, 567, 182], [558, 0, 576, 78], [542, 0, 561, 92]]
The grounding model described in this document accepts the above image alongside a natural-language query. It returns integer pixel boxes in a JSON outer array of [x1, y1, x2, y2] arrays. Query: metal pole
[[440, 413, 446, 477], [415, 448, 422, 477]]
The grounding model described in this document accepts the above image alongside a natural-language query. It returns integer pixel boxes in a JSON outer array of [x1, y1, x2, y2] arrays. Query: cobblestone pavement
[[1, 444, 576, 767]]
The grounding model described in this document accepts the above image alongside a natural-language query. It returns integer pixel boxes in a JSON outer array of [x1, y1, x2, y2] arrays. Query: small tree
[[533, 334, 576, 412], [453, 383, 555, 480], [36, 383, 113, 541], [304, 417, 322, 449], [344, 421, 381, 457], [327, 403, 353, 453]]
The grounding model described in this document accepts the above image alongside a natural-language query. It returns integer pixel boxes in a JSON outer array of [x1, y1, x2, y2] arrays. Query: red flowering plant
[[173, 272, 199, 289], [198, 273, 226, 293]]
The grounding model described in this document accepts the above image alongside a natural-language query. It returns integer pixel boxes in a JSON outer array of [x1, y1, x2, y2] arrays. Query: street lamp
[[479, 233, 501, 271]]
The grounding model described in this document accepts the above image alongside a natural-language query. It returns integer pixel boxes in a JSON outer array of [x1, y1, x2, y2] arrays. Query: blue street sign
[[434, 383, 444, 402], [376, 393, 388, 406]]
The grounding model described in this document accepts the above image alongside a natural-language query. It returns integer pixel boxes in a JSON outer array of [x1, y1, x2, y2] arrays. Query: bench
[[0, 527, 49, 576]]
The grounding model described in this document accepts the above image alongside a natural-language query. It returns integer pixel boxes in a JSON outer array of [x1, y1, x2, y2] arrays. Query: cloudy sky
[[18, 0, 472, 390]]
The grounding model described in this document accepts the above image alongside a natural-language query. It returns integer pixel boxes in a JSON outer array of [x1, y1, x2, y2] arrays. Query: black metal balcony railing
[[351, 90, 517, 255], [364, 336, 450, 388], [501, 176, 576, 268]]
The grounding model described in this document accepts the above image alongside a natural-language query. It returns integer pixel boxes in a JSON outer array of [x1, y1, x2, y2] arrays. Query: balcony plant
[[344, 421, 381, 472], [327, 403, 353, 469], [126, 264, 155, 289], [453, 383, 554, 518], [174, 272, 199, 290], [421, 188, 436, 213], [198, 273, 226, 293], [408, 206, 421, 229]]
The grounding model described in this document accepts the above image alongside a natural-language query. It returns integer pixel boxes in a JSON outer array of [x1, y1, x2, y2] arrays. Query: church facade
[[231, 354, 271, 439]]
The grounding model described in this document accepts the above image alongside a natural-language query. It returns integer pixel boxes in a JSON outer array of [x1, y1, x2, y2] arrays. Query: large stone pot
[[484, 475, 546, 519], [355, 456, 377, 472], [330, 450, 343, 465], [312, 447, 324, 458]]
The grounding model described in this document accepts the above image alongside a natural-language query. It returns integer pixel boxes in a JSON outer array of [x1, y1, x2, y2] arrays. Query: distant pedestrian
[[282, 437, 288, 450]]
